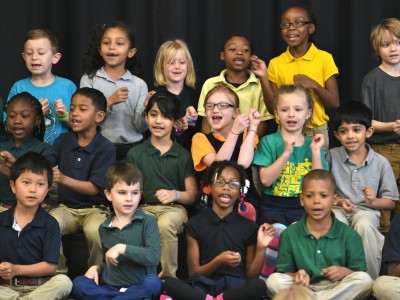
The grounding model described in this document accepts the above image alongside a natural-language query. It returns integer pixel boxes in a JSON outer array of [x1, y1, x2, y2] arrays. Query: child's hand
[[231, 114, 250, 135], [363, 186, 377, 206], [248, 108, 261, 131], [393, 120, 400, 135], [185, 106, 198, 123], [0, 151, 16, 168], [293, 74, 317, 90], [257, 223, 275, 248], [340, 198, 356, 213], [250, 55, 267, 79], [108, 87, 129, 107], [155, 189, 177, 204], [105, 244, 126, 267], [311, 134, 324, 151], [0, 262, 16, 280], [321, 266, 351, 282], [54, 99, 67, 117], [294, 269, 310, 287], [144, 91, 156, 108], [39, 98, 50, 116], [283, 136, 296, 155], [52, 166, 64, 184], [218, 251, 241, 267], [84, 265, 100, 285]]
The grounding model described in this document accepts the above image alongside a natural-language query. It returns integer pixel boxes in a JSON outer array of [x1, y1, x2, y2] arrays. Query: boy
[[6, 28, 77, 145], [0, 152, 72, 299], [360, 18, 400, 232], [72, 162, 162, 299], [43, 87, 116, 273], [266, 169, 373, 299], [326, 101, 398, 279]]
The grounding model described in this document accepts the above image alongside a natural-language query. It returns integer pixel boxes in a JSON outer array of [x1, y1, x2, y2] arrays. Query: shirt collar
[[97, 67, 132, 81], [145, 139, 180, 157], [300, 212, 339, 239], [65, 127, 103, 153], [5, 136, 40, 151], [4, 205, 46, 228], [101, 208, 146, 229], [206, 208, 238, 224], [340, 143, 374, 166], [217, 70, 259, 85], [283, 43, 317, 63]]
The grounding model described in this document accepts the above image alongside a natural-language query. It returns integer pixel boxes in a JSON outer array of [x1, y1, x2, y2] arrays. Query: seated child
[[164, 160, 275, 300], [43, 87, 116, 273], [72, 162, 162, 299], [0, 152, 72, 299], [327, 101, 398, 279], [266, 169, 373, 299]]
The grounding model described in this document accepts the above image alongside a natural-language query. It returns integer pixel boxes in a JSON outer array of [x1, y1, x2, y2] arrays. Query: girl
[[126, 92, 197, 279], [163, 160, 275, 300], [81, 22, 148, 160], [253, 6, 339, 151], [191, 84, 260, 217], [0, 92, 49, 208], [253, 84, 327, 226]]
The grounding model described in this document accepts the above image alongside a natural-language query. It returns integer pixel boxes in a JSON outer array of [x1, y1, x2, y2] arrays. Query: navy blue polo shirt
[[186, 209, 258, 280], [0, 206, 60, 265], [43, 128, 116, 208]]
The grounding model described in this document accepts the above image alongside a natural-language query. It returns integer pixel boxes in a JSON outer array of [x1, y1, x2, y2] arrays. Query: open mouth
[[219, 194, 232, 203], [233, 57, 245, 65]]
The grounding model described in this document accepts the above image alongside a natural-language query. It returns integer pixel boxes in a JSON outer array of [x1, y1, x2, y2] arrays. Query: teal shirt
[[276, 213, 367, 283], [0, 136, 50, 205]]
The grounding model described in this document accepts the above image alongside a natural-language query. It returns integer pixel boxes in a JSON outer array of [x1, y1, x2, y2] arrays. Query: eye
[[338, 129, 346, 135], [132, 191, 140, 195], [353, 128, 361, 133], [118, 191, 127, 195]]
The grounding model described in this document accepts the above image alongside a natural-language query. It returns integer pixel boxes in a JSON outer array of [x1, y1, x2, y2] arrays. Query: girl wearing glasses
[[252, 5, 339, 151]]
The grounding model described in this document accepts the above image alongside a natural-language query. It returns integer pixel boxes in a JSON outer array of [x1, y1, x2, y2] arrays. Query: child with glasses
[[191, 84, 261, 216], [163, 160, 275, 300], [251, 5, 339, 151]]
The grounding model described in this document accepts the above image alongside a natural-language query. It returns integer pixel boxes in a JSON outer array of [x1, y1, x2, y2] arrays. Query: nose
[[29, 183, 36, 193]]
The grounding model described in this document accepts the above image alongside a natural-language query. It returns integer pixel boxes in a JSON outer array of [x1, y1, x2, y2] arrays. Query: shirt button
[[77, 158, 81, 162], [317, 250, 321, 254], [354, 170, 357, 173]]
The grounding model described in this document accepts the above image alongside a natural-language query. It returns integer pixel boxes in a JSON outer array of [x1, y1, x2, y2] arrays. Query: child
[[197, 34, 274, 137], [7, 29, 77, 145], [360, 17, 400, 232], [43, 87, 116, 273], [326, 101, 398, 279], [253, 84, 327, 226], [258, 6, 339, 150], [266, 169, 373, 299], [163, 160, 275, 300], [191, 84, 261, 214], [72, 162, 162, 299], [149, 39, 199, 151], [126, 91, 198, 279], [81, 22, 148, 161], [0, 152, 72, 299], [373, 213, 400, 299], [0, 92, 49, 210]]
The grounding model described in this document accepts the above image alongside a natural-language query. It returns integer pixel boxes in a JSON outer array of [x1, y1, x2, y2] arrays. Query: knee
[[373, 276, 392, 299], [266, 273, 288, 295], [52, 274, 73, 295]]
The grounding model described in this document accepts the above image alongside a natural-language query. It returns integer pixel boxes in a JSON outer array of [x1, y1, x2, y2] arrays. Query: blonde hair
[[24, 29, 59, 54], [204, 84, 240, 108], [371, 18, 400, 58], [153, 39, 196, 88], [273, 285, 315, 300]]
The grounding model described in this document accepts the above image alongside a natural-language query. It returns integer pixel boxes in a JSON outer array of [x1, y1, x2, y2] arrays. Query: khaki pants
[[304, 123, 329, 153], [373, 275, 400, 300]]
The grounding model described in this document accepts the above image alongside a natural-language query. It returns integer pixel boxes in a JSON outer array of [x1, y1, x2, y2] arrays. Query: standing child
[[253, 84, 327, 226], [360, 18, 400, 232], [266, 169, 373, 299], [327, 101, 398, 279], [7, 29, 77, 144], [0, 92, 49, 210], [81, 22, 148, 161], [72, 162, 162, 300], [0, 152, 72, 299], [256, 6, 339, 150], [126, 91, 198, 279], [197, 34, 274, 137], [164, 160, 275, 300], [43, 87, 116, 273]]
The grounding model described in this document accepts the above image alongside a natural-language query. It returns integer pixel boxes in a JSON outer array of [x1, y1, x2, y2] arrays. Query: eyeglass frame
[[212, 179, 241, 189], [280, 20, 312, 29], [204, 102, 235, 110]]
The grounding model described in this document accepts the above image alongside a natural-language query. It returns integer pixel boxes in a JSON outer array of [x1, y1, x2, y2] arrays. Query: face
[[300, 178, 337, 221], [211, 166, 241, 210], [334, 122, 373, 153], [69, 94, 105, 133], [205, 91, 239, 132], [164, 49, 188, 85], [99, 27, 136, 69], [145, 102, 175, 139], [378, 30, 400, 66], [105, 181, 141, 217], [275, 91, 311, 133], [6, 99, 40, 147], [220, 36, 251, 71], [280, 7, 315, 48], [10, 170, 49, 208], [22, 38, 60, 76]]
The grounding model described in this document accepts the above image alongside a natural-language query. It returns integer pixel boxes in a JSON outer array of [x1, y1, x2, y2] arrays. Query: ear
[[306, 108, 312, 120], [10, 180, 16, 195], [128, 48, 137, 59], [220, 51, 225, 61], [34, 115, 41, 127], [52, 52, 62, 64], [95, 111, 106, 124], [232, 107, 240, 118], [366, 126, 374, 138], [333, 130, 339, 140], [300, 194, 305, 207], [104, 189, 112, 202], [333, 194, 339, 206], [308, 24, 316, 36]]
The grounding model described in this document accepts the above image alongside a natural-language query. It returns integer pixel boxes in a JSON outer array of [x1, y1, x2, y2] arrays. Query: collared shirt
[[43, 129, 116, 208], [326, 144, 399, 206], [126, 139, 196, 205], [267, 44, 339, 127], [277, 213, 366, 283]]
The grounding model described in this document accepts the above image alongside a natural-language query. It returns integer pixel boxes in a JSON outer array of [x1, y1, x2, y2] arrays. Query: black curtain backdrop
[[1, 0, 399, 108]]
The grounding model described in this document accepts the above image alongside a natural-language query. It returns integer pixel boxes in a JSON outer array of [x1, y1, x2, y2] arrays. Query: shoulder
[[54, 76, 76, 87]]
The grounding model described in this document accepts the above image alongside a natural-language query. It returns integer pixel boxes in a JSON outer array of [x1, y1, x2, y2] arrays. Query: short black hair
[[144, 91, 180, 121], [333, 101, 372, 131], [220, 34, 253, 53], [10, 152, 53, 186], [302, 169, 336, 193], [203, 160, 247, 188], [72, 87, 107, 112]]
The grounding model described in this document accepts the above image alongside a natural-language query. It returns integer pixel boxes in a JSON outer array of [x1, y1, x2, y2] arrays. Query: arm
[[285, 270, 311, 288], [310, 134, 325, 170], [0, 261, 56, 280], [237, 109, 260, 168], [362, 186, 396, 210], [388, 262, 400, 277], [372, 120, 400, 134], [53, 167, 99, 196], [321, 266, 353, 282], [155, 176, 198, 205]]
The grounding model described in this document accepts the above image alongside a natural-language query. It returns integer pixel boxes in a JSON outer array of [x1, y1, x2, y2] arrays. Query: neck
[[112, 211, 134, 229], [166, 82, 184, 95], [104, 65, 126, 81], [14, 204, 38, 229], [150, 135, 173, 154], [212, 205, 233, 219], [225, 70, 249, 84], [77, 126, 97, 147], [289, 42, 311, 58], [306, 215, 332, 239], [379, 62, 400, 77], [213, 125, 233, 139], [347, 144, 368, 165], [30, 73, 56, 87]]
